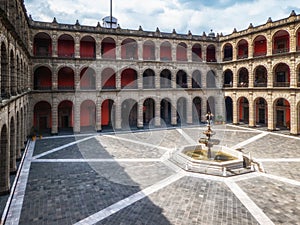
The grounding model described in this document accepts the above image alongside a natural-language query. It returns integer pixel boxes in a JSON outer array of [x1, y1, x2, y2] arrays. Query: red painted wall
[[160, 46, 171, 60], [101, 100, 110, 125], [80, 41, 95, 58], [80, 101, 95, 126], [177, 47, 187, 61], [143, 45, 154, 60], [34, 102, 52, 129], [192, 46, 201, 60], [58, 70, 74, 88], [58, 40, 74, 57], [102, 43, 116, 59], [207, 47, 216, 61], [254, 40, 267, 54], [121, 69, 137, 88]]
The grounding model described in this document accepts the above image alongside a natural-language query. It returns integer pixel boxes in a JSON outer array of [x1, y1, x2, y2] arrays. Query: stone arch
[[33, 32, 52, 57], [237, 67, 249, 87], [225, 96, 233, 122], [192, 70, 202, 88], [101, 37, 116, 59], [237, 97, 249, 123], [192, 43, 202, 61], [121, 38, 138, 60], [80, 35, 96, 58], [206, 44, 216, 62], [0, 125, 9, 195], [143, 69, 155, 89], [160, 69, 172, 88], [101, 99, 115, 129], [58, 100, 74, 131], [273, 63, 290, 87], [160, 41, 172, 61], [206, 70, 216, 88], [177, 97, 187, 125], [121, 68, 138, 89], [161, 98, 172, 125], [254, 97, 268, 126], [101, 67, 116, 89], [34, 66, 52, 90], [273, 98, 290, 129], [272, 30, 290, 54], [80, 100, 96, 131], [176, 70, 187, 88], [253, 35, 267, 57], [223, 43, 233, 61], [34, 101, 52, 134], [254, 65, 267, 87], [121, 99, 138, 129], [1, 41, 9, 99], [176, 42, 187, 61], [58, 67, 74, 90], [9, 117, 16, 173], [57, 34, 75, 57], [223, 69, 233, 87], [80, 67, 96, 90], [143, 98, 155, 126], [192, 97, 202, 124], [237, 39, 248, 59], [143, 40, 155, 60]]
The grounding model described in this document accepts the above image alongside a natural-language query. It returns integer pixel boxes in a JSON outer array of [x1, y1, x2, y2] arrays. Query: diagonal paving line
[[73, 171, 186, 225], [32, 135, 96, 160], [32, 158, 162, 163], [106, 134, 170, 151], [225, 180, 275, 225], [232, 132, 268, 149], [176, 128, 198, 145], [259, 173, 300, 186]]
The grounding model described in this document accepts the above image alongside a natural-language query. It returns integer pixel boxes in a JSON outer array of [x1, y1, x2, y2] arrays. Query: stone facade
[[0, 0, 300, 194]]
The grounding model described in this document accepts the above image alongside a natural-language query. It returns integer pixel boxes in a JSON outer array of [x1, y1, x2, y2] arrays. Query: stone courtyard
[[3, 124, 300, 225]]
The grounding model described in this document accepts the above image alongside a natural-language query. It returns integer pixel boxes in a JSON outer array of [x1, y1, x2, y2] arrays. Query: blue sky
[[24, 0, 300, 35]]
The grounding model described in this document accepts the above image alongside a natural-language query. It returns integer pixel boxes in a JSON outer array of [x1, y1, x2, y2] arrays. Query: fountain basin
[[171, 144, 247, 176]]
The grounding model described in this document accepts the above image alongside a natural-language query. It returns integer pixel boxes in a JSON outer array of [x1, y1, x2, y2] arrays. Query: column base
[[51, 133, 58, 136]]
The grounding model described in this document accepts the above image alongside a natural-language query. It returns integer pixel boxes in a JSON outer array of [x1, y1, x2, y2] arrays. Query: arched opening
[[238, 67, 249, 87], [160, 99, 171, 126], [58, 100, 73, 131], [160, 41, 171, 61], [16, 112, 21, 159], [58, 34, 74, 58], [80, 36, 96, 58], [223, 69, 233, 87], [101, 37, 116, 59], [274, 98, 290, 129], [223, 43, 233, 61], [273, 30, 290, 54], [298, 65, 300, 87], [80, 67, 96, 90], [121, 38, 138, 60], [10, 117, 16, 173], [10, 50, 16, 95], [206, 44, 216, 62], [101, 99, 115, 129], [274, 63, 290, 87], [207, 96, 215, 115], [34, 66, 52, 90], [143, 69, 155, 89], [192, 70, 201, 88], [176, 42, 187, 61], [192, 44, 202, 62], [143, 98, 155, 126], [254, 66, 267, 87], [33, 32, 52, 57], [297, 28, 300, 51], [1, 43, 8, 99], [206, 70, 216, 88], [238, 97, 249, 123], [255, 98, 267, 126], [192, 97, 202, 124], [176, 70, 187, 88], [143, 40, 155, 60], [80, 100, 96, 131], [101, 68, 116, 89], [121, 99, 138, 129], [160, 69, 172, 88], [225, 97, 233, 122], [237, 39, 248, 59], [0, 125, 9, 195], [121, 68, 137, 89], [58, 67, 74, 90], [34, 101, 52, 134], [177, 97, 187, 125], [253, 35, 267, 57]]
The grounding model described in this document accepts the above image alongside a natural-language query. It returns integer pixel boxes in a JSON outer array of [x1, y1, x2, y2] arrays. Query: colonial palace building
[[1, 0, 300, 194]]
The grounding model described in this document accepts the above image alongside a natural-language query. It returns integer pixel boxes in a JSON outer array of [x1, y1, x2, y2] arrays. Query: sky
[[24, 0, 300, 35]]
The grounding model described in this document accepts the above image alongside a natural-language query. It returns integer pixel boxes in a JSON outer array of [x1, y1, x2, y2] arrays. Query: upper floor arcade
[[32, 31, 217, 63]]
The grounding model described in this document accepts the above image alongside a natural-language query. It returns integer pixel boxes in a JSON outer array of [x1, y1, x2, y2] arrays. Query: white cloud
[[24, 0, 300, 35]]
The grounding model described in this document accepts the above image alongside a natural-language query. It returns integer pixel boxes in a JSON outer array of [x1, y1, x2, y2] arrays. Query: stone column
[[201, 97, 207, 122], [248, 43, 253, 59], [171, 43, 176, 62], [202, 45, 207, 62], [187, 96, 193, 124], [96, 98, 102, 132], [290, 94, 297, 135], [155, 97, 161, 127], [138, 40, 143, 61], [138, 101, 144, 128], [248, 63, 254, 88], [232, 65, 238, 88], [96, 37, 102, 59], [187, 43, 192, 62], [138, 71, 143, 90], [232, 41, 237, 61], [266, 32, 272, 56], [116, 70, 121, 90], [155, 69, 160, 89], [171, 98, 177, 126], [116, 39, 121, 60], [52, 32, 58, 57], [232, 94, 238, 124], [267, 60, 273, 88], [248, 93, 255, 127], [115, 97, 122, 130], [267, 93, 275, 131], [74, 33, 80, 59], [289, 57, 297, 88], [51, 97, 58, 135], [74, 97, 81, 133], [52, 66, 58, 90], [156, 43, 160, 61]]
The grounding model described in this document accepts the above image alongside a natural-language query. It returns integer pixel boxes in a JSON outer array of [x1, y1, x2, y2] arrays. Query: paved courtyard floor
[[3, 124, 300, 225]]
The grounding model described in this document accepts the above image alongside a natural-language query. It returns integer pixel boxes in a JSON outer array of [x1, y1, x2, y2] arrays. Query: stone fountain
[[171, 112, 250, 176]]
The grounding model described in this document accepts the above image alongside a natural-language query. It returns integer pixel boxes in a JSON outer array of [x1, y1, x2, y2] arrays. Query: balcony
[[237, 82, 248, 87], [34, 86, 52, 90], [58, 86, 74, 90], [223, 57, 232, 62], [254, 82, 267, 87], [237, 54, 248, 59], [58, 53, 75, 58], [223, 84, 233, 88], [273, 82, 290, 87], [272, 48, 289, 55], [253, 52, 267, 57]]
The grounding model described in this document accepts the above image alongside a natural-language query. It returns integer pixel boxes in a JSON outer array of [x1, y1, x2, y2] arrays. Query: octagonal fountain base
[[170, 144, 252, 177]]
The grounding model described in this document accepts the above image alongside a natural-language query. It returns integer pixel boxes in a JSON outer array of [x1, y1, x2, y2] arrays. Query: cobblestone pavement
[[4, 125, 300, 225]]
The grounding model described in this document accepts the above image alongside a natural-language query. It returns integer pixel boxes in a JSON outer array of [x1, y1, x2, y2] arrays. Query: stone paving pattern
[[4, 125, 300, 225]]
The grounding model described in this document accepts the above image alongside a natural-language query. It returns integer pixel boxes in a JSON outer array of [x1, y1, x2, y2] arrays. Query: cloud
[[24, 0, 299, 35]]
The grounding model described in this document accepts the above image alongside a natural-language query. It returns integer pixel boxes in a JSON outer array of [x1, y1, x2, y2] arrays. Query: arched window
[[80, 36, 96, 58], [58, 34, 74, 58], [33, 32, 52, 57]]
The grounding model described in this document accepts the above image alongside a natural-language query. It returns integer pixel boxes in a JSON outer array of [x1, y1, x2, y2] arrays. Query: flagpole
[[110, 0, 112, 28]]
